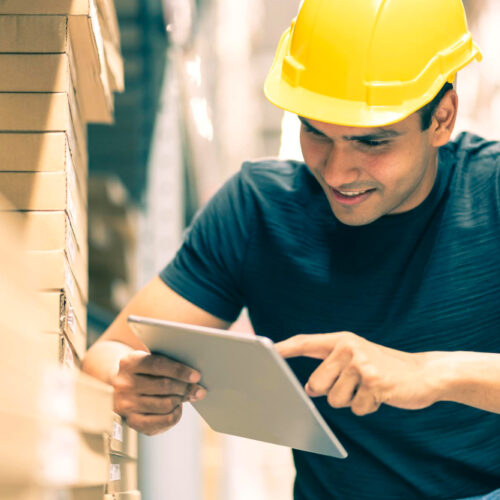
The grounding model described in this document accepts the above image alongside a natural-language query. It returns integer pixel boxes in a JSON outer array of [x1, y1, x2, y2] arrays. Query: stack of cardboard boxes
[[0, 1, 140, 498], [0, 198, 114, 499], [105, 413, 140, 499]]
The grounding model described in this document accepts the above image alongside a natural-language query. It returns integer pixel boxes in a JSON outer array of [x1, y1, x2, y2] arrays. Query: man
[[83, 0, 500, 498]]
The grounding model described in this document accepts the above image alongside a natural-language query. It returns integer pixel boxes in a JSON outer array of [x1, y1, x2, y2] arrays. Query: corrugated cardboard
[[0, 54, 72, 93], [0, 211, 88, 279], [38, 291, 87, 357], [0, 87, 86, 157], [65, 32, 90, 147], [104, 37, 125, 93], [45, 321, 86, 364], [0, 1, 95, 15], [0, 171, 87, 253], [69, 4, 114, 123], [38, 333, 79, 371], [0, 200, 51, 338], [96, 0, 121, 48], [0, 4, 119, 119], [38, 333, 64, 366], [27, 248, 87, 309], [0, 321, 57, 378], [109, 413, 138, 460], [0, 0, 117, 123], [0, 486, 105, 500], [0, 412, 108, 487], [104, 491, 141, 500], [0, 15, 70, 53], [0, 31, 86, 131], [106, 458, 138, 495], [0, 133, 87, 203], [0, 336, 114, 435], [26, 248, 88, 360], [96, 0, 124, 93], [15, 210, 89, 299]]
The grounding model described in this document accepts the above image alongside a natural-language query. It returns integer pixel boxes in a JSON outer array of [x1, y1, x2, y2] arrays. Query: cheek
[[365, 148, 416, 189], [300, 133, 331, 169]]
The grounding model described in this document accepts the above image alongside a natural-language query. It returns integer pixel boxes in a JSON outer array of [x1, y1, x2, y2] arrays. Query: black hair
[[419, 82, 454, 131]]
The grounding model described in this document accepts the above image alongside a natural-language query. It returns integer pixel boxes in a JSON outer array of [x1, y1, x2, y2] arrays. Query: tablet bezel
[[128, 314, 347, 459]]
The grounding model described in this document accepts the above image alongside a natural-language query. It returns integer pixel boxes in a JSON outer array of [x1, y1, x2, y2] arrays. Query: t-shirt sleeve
[[159, 167, 253, 323]]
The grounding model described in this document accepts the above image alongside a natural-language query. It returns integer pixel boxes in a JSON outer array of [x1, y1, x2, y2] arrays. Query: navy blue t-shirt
[[160, 132, 500, 499]]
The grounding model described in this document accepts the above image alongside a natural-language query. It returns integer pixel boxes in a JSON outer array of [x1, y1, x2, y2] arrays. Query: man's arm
[[276, 332, 500, 415], [82, 276, 231, 434]]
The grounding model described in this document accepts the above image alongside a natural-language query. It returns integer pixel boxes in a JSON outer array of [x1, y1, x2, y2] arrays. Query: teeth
[[339, 190, 367, 197]]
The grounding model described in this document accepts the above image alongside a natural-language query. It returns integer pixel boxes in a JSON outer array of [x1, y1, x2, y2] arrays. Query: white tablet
[[128, 315, 347, 459]]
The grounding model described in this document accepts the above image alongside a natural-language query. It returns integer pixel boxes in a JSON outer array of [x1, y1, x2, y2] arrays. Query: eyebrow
[[298, 116, 404, 141]]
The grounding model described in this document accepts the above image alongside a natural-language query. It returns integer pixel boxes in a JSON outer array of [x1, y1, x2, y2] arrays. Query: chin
[[330, 206, 382, 227]]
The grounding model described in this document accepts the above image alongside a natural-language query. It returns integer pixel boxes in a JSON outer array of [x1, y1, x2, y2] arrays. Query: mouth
[[329, 187, 376, 206]]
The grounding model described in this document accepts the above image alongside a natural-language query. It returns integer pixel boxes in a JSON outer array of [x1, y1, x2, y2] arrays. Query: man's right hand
[[112, 350, 207, 436]]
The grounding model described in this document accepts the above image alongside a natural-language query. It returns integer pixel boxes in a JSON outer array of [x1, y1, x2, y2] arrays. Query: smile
[[329, 187, 376, 206]]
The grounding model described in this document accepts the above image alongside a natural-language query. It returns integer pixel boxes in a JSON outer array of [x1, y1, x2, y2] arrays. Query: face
[[299, 113, 440, 226]]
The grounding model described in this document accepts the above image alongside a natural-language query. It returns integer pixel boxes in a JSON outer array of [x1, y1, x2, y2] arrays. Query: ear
[[429, 89, 459, 147]]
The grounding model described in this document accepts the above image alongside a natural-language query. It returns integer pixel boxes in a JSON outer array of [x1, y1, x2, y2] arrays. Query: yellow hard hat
[[264, 0, 482, 127]]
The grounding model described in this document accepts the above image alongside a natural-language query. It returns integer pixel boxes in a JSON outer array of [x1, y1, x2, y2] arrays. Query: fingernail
[[189, 372, 201, 383], [190, 388, 206, 401]]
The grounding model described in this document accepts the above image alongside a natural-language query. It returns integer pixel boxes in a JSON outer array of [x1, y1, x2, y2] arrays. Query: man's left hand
[[276, 332, 442, 416]]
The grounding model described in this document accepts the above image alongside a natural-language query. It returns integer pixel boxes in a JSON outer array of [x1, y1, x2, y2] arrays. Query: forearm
[[82, 340, 142, 385], [426, 351, 500, 414]]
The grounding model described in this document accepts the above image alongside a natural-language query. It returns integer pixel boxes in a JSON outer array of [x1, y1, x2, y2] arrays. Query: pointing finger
[[275, 334, 338, 360]]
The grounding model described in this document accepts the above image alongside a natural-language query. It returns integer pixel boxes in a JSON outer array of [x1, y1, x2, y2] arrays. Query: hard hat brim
[[264, 28, 482, 128]]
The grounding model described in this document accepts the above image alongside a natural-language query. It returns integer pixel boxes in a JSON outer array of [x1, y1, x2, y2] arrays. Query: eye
[[358, 139, 390, 148], [304, 125, 329, 140]]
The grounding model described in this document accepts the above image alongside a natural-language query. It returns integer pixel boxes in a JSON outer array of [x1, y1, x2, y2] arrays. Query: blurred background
[[85, 0, 500, 499]]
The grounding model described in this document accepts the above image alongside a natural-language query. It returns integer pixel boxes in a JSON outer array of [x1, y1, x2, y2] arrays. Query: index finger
[[275, 334, 337, 360], [134, 354, 201, 383]]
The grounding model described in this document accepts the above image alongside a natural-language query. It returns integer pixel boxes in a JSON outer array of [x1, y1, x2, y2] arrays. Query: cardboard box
[[26, 252, 88, 357], [0, 1, 101, 15], [106, 459, 138, 495], [0, 211, 88, 280], [0, 208, 51, 339], [69, 5, 114, 123], [0, 486, 105, 500], [0, 35, 87, 133], [28, 248, 87, 303], [0, 133, 88, 203], [0, 171, 88, 253], [45, 319, 87, 364], [38, 291, 87, 359], [0, 15, 70, 53], [0, 339, 114, 435], [0, 92, 87, 164], [96, 0, 121, 48], [0, 320, 58, 377], [0, 3, 117, 122], [96, 0, 124, 93], [18, 210, 89, 300], [104, 37, 125, 93], [0, 412, 108, 487], [109, 413, 138, 460], [37, 333, 77, 370], [0, 54, 72, 93], [104, 491, 141, 500]]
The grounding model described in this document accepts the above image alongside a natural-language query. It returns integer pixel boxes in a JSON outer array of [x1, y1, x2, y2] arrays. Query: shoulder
[[239, 158, 318, 200], [442, 132, 500, 222], [443, 132, 500, 178]]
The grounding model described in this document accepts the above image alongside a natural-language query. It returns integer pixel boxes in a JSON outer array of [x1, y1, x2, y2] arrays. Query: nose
[[321, 143, 361, 188]]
